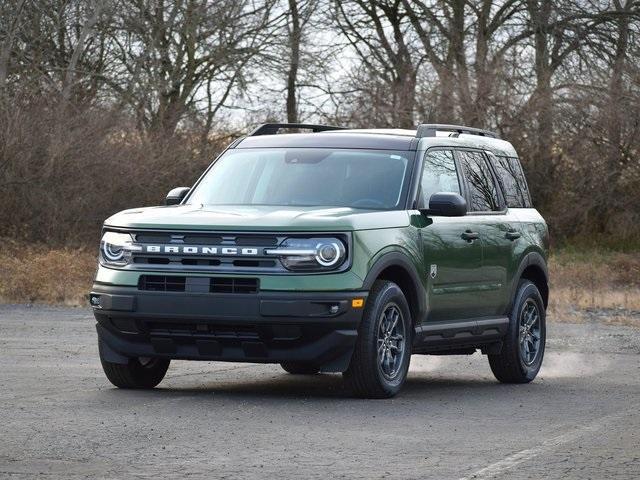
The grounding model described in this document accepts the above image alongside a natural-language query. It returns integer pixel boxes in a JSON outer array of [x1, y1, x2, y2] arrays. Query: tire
[[100, 355, 170, 389], [280, 362, 320, 375], [489, 279, 546, 383], [343, 280, 412, 398]]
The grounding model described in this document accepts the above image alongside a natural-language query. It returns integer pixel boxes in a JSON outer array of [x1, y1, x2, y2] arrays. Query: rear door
[[488, 152, 535, 312], [455, 149, 519, 316]]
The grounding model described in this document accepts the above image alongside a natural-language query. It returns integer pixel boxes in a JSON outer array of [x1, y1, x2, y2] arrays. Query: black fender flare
[[508, 251, 549, 312], [362, 251, 427, 324]]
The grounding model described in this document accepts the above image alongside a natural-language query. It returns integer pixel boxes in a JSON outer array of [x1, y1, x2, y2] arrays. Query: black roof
[[235, 132, 418, 151]]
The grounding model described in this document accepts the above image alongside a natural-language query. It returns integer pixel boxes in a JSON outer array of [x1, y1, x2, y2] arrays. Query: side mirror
[[165, 187, 190, 206], [421, 192, 467, 217]]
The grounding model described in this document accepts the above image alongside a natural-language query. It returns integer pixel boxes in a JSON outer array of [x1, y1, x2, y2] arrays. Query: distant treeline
[[0, 1, 639, 246]]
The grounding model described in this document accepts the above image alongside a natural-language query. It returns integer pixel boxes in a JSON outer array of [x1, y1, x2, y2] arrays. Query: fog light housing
[[89, 294, 101, 308]]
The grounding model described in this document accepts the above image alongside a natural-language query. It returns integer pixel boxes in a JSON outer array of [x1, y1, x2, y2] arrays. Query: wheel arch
[[363, 252, 426, 326], [511, 251, 549, 310]]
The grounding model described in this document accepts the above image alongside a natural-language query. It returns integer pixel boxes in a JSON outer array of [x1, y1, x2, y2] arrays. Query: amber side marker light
[[352, 298, 364, 308]]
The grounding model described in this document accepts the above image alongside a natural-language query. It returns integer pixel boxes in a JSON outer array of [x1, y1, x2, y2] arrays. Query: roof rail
[[416, 123, 500, 139], [248, 123, 347, 136]]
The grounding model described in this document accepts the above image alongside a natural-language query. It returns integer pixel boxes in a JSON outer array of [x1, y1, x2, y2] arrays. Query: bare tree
[[286, 0, 302, 122], [1, 0, 640, 243], [401, 0, 530, 125], [333, 0, 422, 128], [1, 0, 115, 101], [105, 0, 277, 134], [0, 0, 28, 93], [61, 0, 103, 101]]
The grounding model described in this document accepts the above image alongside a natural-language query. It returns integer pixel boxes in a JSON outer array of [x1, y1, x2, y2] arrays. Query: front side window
[[492, 155, 532, 208], [420, 149, 461, 206], [187, 148, 412, 210], [457, 150, 501, 212]]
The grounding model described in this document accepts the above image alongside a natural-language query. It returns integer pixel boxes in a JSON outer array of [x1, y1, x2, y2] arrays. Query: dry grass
[[0, 240, 638, 327], [548, 249, 640, 327], [0, 240, 95, 306]]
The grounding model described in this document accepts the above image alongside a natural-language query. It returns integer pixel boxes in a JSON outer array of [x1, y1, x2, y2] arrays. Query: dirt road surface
[[1, 305, 638, 479]]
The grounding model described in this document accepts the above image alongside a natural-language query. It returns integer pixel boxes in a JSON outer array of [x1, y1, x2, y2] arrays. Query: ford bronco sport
[[90, 123, 549, 398]]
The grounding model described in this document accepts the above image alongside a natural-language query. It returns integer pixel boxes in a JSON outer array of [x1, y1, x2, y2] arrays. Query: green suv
[[90, 123, 549, 398]]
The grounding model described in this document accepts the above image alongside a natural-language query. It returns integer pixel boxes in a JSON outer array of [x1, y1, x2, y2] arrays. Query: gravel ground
[[0, 304, 639, 479]]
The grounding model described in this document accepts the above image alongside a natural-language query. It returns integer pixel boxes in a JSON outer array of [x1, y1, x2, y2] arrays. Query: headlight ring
[[315, 241, 343, 267], [266, 237, 347, 271], [100, 232, 137, 266]]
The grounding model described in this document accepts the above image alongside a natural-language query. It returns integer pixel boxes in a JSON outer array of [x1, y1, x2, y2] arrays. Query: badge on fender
[[430, 264, 437, 279]]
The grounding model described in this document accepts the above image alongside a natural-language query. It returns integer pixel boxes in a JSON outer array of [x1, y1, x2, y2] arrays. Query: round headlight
[[100, 232, 135, 265], [103, 243, 124, 262], [267, 237, 347, 271], [315, 241, 342, 267]]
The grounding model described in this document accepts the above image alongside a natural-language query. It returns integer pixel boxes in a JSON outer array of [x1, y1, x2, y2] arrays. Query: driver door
[[418, 149, 485, 322]]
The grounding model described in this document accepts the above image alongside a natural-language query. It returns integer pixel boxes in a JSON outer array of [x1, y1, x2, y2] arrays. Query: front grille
[[139, 275, 186, 292], [129, 232, 284, 273], [120, 230, 350, 275], [136, 234, 173, 243], [145, 321, 262, 339], [210, 277, 259, 294], [138, 275, 259, 294], [142, 321, 303, 341], [134, 233, 278, 246], [180, 258, 221, 266], [134, 257, 222, 266], [182, 235, 224, 245], [234, 236, 278, 246]]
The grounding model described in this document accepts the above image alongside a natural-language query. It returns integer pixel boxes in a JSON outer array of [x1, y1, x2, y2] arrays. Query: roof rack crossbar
[[416, 123, 500, 139], [249, 123, 347, 136]]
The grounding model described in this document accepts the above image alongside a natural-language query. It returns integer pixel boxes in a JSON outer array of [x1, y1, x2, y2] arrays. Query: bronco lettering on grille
[[144, 245, 259, 256]]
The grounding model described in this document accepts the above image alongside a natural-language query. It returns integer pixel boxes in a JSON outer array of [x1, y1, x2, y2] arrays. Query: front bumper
[[90, 285, 368, 372]]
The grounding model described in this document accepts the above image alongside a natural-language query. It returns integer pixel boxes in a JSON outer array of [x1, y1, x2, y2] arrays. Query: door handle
[[461, 230, 479, 241], [505, 229, 521, 240]]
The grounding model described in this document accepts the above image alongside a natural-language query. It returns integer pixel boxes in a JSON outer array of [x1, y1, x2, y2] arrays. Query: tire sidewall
[[100, 354, 170, 389], [366, 282, 412, 393], [510, 281, 546, 381]]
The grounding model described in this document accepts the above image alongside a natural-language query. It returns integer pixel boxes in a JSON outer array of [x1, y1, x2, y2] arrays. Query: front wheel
[[488, 280, 546, 383], [100, 355, 170, 389], [343, 280, 412, 398]]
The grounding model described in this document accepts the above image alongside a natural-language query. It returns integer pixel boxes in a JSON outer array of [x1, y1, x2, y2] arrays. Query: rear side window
[[457, 150, 501, 212], [420, 150, 461, 206], [492, 156, 532, 208]]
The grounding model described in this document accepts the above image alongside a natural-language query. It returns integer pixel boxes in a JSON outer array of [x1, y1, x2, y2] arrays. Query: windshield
[[187, 148, 412, 210]]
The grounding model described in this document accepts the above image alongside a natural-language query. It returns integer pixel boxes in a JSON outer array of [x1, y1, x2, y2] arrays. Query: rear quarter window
[[493, 156, 532, 208]]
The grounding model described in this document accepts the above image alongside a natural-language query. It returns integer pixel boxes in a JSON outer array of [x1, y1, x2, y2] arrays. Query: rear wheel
[[100, 355, 170, 389], [489, 280, 546, 383], [280, 362, 320, 375], [343, 280, 411, 398]]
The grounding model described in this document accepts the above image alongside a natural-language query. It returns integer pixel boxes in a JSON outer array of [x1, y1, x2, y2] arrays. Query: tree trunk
[[393, 66, 416, 129], [526, 0, 554, 206], [471, 0, 491, 127], [450, 0, 473, 124], [0, 0, 27, 94], [62, 1, 102, 101], [433, 66, 456, 123], [286, 0, 301, 124], [607, 0, 630, 167]]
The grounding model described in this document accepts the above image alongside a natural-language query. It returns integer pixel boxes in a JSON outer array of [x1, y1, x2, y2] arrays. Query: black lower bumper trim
[[91, 285, 367, 372]]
